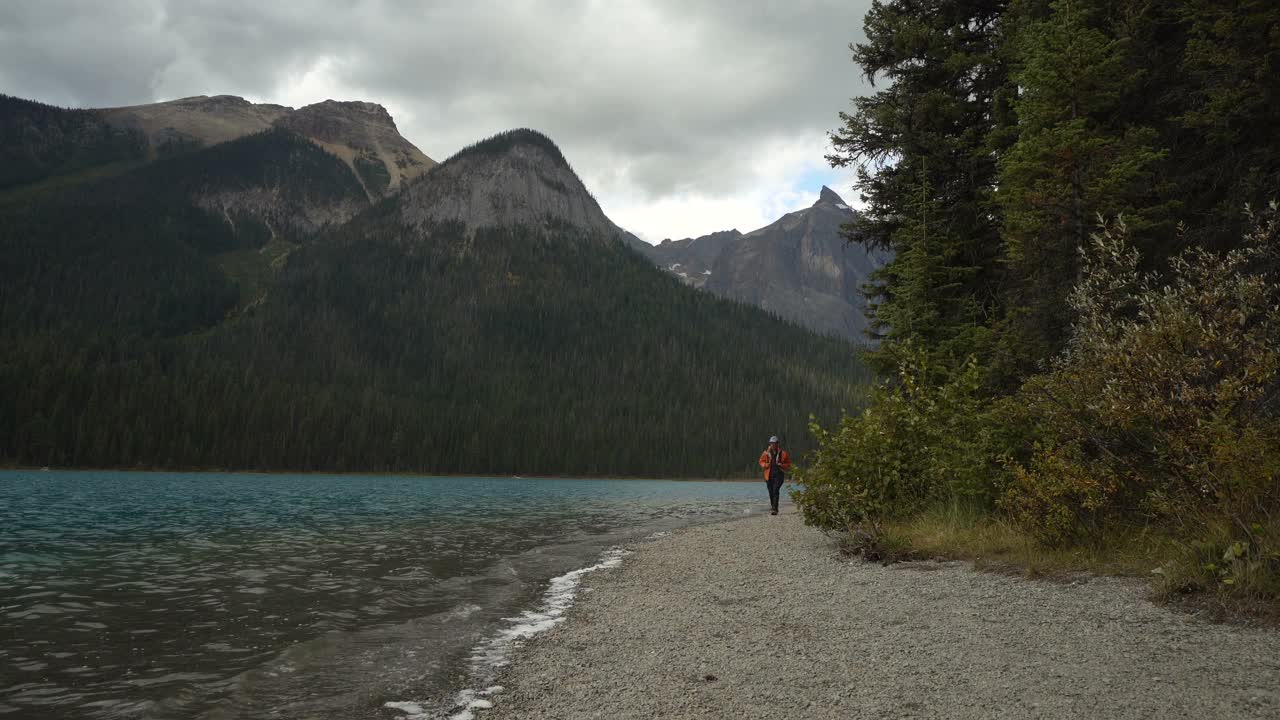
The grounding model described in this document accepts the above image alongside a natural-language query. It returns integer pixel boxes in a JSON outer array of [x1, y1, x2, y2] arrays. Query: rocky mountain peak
[[446, 129, 575, 173], [283, 100, 398, 135], [273, 101, 433, 197], [101, 95, 293, 148], [398, 129, 621, 240], [168, 94, 290, 113], [657, 229, 742, 248], [98, 94, 434, 199], [638, 185, 886, 341], [816, 185, 848, 207]]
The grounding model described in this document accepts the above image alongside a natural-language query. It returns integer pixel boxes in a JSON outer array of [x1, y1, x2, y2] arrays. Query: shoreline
[[0, 466, 760, 483], [0, 477, 770, 718], [475, 510, 1280, 720]]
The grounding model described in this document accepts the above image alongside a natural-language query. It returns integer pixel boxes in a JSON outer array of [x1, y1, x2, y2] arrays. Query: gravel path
[[481, 510, 1280, 719]]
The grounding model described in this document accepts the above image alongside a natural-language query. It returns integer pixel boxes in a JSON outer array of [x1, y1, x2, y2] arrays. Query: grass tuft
[[866, 502, 1278, 623]]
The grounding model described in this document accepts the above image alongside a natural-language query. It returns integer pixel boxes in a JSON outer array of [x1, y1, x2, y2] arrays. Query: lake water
[[0, 471, 772, 719]]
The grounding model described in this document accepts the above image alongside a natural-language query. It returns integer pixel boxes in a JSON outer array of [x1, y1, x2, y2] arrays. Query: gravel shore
[[482, 509, 1280, 719]]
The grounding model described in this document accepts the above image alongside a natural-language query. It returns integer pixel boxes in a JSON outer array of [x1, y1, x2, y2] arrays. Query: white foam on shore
[[446, 687, 502, 720], [383, 549, 628, 720], [449, 603, 482, 620], [468, 548, 629, 673], [383, 700, 426, 717]]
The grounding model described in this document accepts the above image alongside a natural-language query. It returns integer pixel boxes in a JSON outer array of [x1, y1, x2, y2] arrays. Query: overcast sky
[[0, 0, 873, 242]]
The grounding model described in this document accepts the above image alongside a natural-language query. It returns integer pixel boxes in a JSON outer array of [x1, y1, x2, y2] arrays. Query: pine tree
[[829, 0, 1012, 376], [1174, 0, 1280, 251], [994, 0, 1173, 379]]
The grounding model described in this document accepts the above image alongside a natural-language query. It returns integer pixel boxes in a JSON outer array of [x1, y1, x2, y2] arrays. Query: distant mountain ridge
[[0, 93, 439, 299], [646, 229, 743, 289], [100, 94, 291, 148], [0, 93, 435, 201], [637, 186, 887, 341], [0, 108, 869, 477], [0, 94, 147, 190], [104, 95, 436, 198]]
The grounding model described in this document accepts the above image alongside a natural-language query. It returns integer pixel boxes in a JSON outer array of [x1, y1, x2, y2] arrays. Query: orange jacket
[[759, 448, 792, 481]]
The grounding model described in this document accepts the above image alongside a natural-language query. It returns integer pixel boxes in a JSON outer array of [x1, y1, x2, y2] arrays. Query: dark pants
[[766, 475, 784, 512]]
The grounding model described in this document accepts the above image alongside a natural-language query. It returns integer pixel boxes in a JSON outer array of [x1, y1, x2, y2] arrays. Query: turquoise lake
[[0, 471, 774, 719]]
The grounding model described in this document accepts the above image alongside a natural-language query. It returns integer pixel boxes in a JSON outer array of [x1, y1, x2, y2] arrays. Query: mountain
[[0, 93, 435, 200], [0, 94, 148, 190], [268, 99, 434, 197], [104, 95, 437, 198], [398, 129, 620, 236], [637, 186, 887, 340], [644, 230, 743, 290], [0, 120, 869, 477], [0, 128, 371, 346], [100, 94, 291, 149], [0, 93, 440, 313]]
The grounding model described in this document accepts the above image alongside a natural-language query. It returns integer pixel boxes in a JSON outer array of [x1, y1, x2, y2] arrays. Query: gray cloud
[[0, 0, 873, 237]]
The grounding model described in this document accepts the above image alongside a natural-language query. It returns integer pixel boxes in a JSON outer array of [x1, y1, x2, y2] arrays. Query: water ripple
[[0, 471, 765, 718]]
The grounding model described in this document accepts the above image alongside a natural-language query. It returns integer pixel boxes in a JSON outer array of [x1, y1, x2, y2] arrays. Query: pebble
[[484, 510, 1280, 719]]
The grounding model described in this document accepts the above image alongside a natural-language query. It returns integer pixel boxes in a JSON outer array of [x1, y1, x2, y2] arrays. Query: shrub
[[1003, 207, 1280, 592], [792, 348, 1003, 550]]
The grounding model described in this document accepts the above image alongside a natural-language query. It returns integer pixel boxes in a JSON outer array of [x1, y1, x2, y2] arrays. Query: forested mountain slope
[[638, 187, 887, 340], [0, 127, 370, 340], [0, 94, 148, 191], [0, 128, 869, 476], [0, 93, 436, 202]]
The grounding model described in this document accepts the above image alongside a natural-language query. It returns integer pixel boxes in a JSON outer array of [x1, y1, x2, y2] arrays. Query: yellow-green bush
[[1003, 209, 1280, 594], [792, 349, 1003, 549], [798, 206, 1280, 604]]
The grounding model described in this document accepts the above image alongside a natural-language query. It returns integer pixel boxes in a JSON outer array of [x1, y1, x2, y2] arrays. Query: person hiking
[[758, 435, 792, 515]]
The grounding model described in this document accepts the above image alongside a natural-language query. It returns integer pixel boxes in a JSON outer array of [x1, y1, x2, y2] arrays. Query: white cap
[[768, 436, 779, 443]]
